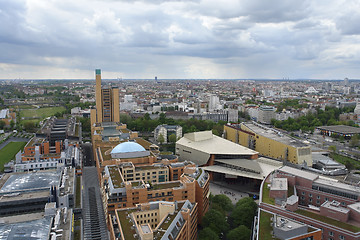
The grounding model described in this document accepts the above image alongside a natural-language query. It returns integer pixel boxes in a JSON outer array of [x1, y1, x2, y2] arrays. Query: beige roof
[[202, 165, 264, 180], [202, 157, 282, 180], [177, 131, 258, 156]]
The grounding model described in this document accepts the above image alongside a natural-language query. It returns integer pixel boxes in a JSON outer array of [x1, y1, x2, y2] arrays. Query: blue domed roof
[[111, 142, 146, 154]]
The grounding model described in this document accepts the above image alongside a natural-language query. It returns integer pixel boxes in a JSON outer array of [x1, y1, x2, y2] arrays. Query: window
[[325, 197, 328, 201], [302, 191, 305, 195], [309, 193, 312, 197], [317, 195, 320, 199], [339, 235, 345, 240], [309, 198, 312, 202], [329, 231, 333, 236]]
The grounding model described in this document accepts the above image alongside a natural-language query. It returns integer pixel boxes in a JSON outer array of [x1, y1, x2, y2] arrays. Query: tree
[[328, 145, 336, 153], [168, 133, 177, 143], [202, 209, 229, 236], [24, 121, 36, 132], [344, 160, 354, 171], [227, 225, 251, 240], [198, 227, 219, 240], [159, 113, 166, 124], [350, 134, 359, 148], [10, 120, 15, 129], [158, 134, 165, 144], [231, 197, 258, 228], [212, 194, 233, 212], [0, 120, 5, 129]]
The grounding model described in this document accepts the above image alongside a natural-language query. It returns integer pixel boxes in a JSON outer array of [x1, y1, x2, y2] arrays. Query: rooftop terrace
[[108, 166, 123, 188]]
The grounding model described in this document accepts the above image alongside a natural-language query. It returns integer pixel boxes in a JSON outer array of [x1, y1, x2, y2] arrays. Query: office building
[[91, 69, 120, 125], [224, 122, 312, 166]]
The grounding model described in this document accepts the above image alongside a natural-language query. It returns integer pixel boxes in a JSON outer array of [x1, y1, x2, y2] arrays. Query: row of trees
[[271, 106, 356, 132], [199, 194, 257, 240], [120, 113, 227, 136]]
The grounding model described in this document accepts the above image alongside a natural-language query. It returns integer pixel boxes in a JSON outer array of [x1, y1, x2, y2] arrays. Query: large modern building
[[258, 166, 360, 240], [176, 131, 283, 189], [224, 122, 312, 166], [91, 69, 120, 124], [0, 168, 76, 240]]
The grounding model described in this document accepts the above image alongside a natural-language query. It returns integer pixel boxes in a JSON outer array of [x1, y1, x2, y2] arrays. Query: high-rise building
[[92, 69, 120, 124]]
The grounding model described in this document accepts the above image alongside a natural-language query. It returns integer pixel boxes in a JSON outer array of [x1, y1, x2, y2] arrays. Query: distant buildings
[[224, 122, 312, 166], [0, 109, 16, 126], [154, 124, 182, 144]]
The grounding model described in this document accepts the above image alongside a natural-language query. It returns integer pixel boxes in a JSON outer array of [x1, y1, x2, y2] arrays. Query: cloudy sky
[[1, 0, 360, 79]]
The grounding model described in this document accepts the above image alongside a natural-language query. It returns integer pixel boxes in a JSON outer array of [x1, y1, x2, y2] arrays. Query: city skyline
[[1, 0, 360, 79]]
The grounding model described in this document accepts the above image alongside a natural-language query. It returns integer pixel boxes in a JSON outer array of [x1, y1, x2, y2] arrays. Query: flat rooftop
[[321, 201, 350, 214], [0, 213, 52, 240], [317, 125, 360, 134], [313, 177, 360, 196], [0, 171, 60, 194], [271, 178, 288, 191], [243, 123, 309, 148], [279, 166, 318, 181]]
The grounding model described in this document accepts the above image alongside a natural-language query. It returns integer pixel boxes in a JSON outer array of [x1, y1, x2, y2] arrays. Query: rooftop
[[151, 181, 182, 190], [317, 125, 360, 134], [321, 200, 350, 214], [177, 131, 258, 165], [108, 166, 123, 188], [279, 166, 318, 181], [111, 142, 146, 154], [0, 213, 52, 240], [271, 178, 288, 191], [0, 171, 60, 194], [242, 123, 309, 148]]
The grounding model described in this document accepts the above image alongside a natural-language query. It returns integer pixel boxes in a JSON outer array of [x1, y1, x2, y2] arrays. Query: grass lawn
[[0, 141, 27, 172], [20, 106, 65, 119], [75, 176, 81, 208], [296, 209, 360, 232], [330, 153, 360, 170], [259, 211, 279, 240], [262, 183, 275, 205]]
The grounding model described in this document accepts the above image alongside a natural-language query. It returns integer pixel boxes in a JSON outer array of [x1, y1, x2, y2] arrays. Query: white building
[[154, 125, 183, 144], [258, 106, 276, 124]]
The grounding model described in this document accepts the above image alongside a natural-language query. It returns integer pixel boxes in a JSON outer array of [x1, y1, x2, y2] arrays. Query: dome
[[111, 142, 146, 154]]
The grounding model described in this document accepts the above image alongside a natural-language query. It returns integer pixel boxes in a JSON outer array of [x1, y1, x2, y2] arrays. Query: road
[[82, 142, 94, 167], [82, 167, 109, 240]]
